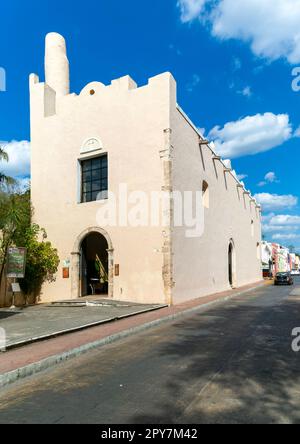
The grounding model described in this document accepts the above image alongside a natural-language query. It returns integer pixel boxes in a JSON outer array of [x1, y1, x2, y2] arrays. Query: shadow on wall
[[130, 298, 300, 424]]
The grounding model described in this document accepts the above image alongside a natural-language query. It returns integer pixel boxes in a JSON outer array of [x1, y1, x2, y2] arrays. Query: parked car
[[291, 269, 300, 276], [274, 272, 294, 286]]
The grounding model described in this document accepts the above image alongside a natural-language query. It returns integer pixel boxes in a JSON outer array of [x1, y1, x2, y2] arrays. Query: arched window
[[202, 181, 209, 209]]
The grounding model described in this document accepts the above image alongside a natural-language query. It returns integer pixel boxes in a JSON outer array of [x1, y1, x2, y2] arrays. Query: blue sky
[[1, 0, 300, 248]]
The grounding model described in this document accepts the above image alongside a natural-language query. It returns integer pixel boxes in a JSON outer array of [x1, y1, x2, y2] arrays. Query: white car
[[291, 270, 300, 276]]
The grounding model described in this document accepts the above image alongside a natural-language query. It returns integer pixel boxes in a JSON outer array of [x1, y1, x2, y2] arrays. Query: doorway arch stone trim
[[71, 227, 114, 299]]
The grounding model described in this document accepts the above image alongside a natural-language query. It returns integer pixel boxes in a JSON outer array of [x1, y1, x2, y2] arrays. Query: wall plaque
[[81, 137, 103, 155], [63, 268, 70, 279]]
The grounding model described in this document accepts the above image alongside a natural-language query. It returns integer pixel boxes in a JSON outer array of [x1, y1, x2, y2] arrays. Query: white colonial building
[[30, 33, 262, 305]]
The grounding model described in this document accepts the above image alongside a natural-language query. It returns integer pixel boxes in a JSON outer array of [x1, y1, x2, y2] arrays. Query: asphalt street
[[0, 280, 300, 424]]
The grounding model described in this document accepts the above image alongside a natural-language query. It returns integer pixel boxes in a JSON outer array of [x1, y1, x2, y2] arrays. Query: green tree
[[0, 191, 30, 285], [17, 224, 60, 299], [0, 190, 59, 303]]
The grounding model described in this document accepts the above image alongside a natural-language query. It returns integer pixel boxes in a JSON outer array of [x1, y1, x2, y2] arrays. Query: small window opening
[[202, 181, 209, 209]]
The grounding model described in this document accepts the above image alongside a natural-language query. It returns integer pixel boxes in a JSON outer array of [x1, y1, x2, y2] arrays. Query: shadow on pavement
[[132, 294, 300, 424], [0, 312, 21, 321]]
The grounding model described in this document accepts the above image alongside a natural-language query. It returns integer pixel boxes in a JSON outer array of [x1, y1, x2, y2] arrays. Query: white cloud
[[232, 57, 242, 71], [177, 0, 207, 23], [212, 0, 300, 64], [237, 86, 252, 98], [209, 113, 292, 159], [265, 172, 277, 183], [186, 74, 201, 92], [230, 82, 253, 98], [237, 173, 248, 181], [267, 214, 300, 226], [178, 0, 300, 64], [294, 126, 300, 137], [254, 193, 298, 211], [169, 44, 182, 56], [198, 127, 206, 137], [263, 224, 299, 233], [223, 159, 232, 169], [263, 213, 300, 245], [272, 234, 300, 240], [258, 171, 279, 187], [261, 212, 276, 223], [0, 140, 30, 178]]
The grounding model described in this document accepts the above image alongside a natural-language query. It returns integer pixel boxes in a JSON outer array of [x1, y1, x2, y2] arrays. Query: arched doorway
[[81, 232, 109, 296], [228, 240, 236, 288], [72, 228, 114, 299]]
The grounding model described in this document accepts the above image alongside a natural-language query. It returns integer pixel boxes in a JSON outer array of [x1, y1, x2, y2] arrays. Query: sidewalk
[[0, 299, 165, 349], [0, 281, 268, 388]]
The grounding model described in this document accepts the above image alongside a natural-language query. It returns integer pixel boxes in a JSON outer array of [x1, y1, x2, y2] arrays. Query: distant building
[[279, 247, 290, 273], [289, 253, 296, 272], [261, 242, 296, 279], [272, 244, 290, 274], [29, 33, 262, 305], [261, 241, 273, 277], [295, 255, 300, 271]]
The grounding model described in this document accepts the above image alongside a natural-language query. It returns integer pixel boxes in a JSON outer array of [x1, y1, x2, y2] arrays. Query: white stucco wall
[[170, 109, 262, 304], [30, 71, 177, 304]]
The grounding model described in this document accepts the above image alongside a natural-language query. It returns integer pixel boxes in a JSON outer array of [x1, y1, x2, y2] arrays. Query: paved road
[[0, 281, 300, 424]]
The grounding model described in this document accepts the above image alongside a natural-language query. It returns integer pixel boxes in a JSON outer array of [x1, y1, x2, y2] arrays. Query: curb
[[0, 282, 265, 389]]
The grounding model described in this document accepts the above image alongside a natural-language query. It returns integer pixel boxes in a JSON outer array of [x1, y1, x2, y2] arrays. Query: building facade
[[271, 243, 291, 274], [261, 241, 273, 277], [278, 246, 290, 273], [30, 33, 262, 305], [295, 255, 300, 271], [261, 242, 299, 279]]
